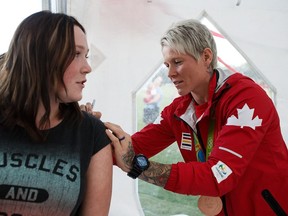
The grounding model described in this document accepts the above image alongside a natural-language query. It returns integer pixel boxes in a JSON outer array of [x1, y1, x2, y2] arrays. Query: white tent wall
[[66, 0, 288, 215]]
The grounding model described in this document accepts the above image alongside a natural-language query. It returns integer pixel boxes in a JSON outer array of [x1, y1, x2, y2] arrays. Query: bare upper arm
[[80, 144, 113, 216]]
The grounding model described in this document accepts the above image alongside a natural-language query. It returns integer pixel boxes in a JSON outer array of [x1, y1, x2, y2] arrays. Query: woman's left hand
[[105, 122, 135, 173]]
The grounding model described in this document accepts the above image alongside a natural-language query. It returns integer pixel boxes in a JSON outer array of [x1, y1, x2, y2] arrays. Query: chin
[[177, 90, 189, 96], [74, 95, 82, 102]]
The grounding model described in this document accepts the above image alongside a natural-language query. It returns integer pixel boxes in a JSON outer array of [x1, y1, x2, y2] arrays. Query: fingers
[[79, 102, 92, 112], [86, 102, 93, 111], [118, 136, 125, 141], [105, 126, 130, 166], [79, 102, 102, 119], [79, 104, 86, 111], [105, 128, 120, 147], [105, 127, 132, 172], [105, 124, 126, 149], [104, 122, 123, 138], [105, 121, 133, 153], [92, 111, 102, 119]]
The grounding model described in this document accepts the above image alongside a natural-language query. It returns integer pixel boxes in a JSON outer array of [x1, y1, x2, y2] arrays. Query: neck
[[191, 82, 209, 105], [191, 93, 208, 105], [192, 70, 214, 105]]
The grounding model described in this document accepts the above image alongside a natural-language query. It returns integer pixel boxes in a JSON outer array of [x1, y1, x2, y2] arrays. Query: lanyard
[[193, 120, 215, 162]]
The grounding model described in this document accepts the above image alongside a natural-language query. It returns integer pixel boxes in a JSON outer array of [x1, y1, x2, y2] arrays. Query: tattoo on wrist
[[122, 141, 135, 169]]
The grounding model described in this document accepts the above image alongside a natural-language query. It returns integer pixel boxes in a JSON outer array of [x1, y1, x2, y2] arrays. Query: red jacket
[[132, 69, 288, 215]]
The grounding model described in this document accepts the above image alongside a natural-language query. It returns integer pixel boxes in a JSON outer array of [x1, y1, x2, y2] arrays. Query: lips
[[77, 80, 86, 88], [173, 80, 183, 87], [173, 80, 182, 84], [77, 80, 86, 84]]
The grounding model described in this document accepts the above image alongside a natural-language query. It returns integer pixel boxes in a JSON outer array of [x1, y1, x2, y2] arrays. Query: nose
[[82, 59, 92, 74], [167, 65, 177, 79]]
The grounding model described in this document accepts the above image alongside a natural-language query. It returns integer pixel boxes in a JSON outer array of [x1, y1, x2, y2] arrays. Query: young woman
[[0, 11, 112, 215]]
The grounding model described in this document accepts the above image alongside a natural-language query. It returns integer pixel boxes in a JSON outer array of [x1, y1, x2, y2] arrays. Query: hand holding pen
[[80, 99, 102, 119]]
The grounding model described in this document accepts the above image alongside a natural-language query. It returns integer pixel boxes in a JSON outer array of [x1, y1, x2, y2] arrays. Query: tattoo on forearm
[[139, 161, 171, 188], [122, 141, 135, 169]]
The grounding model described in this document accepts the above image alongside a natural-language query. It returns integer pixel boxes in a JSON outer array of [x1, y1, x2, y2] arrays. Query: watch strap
[[127, 166, 142, 179]]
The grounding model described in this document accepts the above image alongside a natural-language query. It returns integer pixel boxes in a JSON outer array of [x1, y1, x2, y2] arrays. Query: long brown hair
[[0, 11, 86, 142]]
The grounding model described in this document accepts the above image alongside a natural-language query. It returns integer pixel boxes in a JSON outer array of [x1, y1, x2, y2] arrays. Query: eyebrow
[[75, 45, 89, 51], [76, 45, 89, 52]]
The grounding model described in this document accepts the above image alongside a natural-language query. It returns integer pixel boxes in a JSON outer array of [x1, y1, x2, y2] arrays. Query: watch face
[[136, 156, 148, 167]]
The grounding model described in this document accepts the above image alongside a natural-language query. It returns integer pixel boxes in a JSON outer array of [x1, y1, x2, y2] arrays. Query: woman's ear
[[202, 48, 213, 66]]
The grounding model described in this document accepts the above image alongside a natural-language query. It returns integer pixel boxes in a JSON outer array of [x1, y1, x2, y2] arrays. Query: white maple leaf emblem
[[226, 103, 262, 130]]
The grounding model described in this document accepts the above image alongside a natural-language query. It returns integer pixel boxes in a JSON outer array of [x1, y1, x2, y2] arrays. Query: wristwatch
[[127, 154, 150, 179]]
